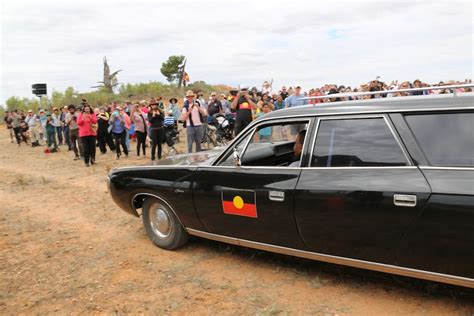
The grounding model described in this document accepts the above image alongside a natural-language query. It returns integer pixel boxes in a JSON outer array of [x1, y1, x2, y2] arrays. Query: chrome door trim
[[186, 229, 474, 288], [420, 166, 474, 171], [207, 165, 418, 170]]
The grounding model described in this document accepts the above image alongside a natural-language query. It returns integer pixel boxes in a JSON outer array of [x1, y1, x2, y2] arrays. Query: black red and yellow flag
[[221, 189, 257, 218]]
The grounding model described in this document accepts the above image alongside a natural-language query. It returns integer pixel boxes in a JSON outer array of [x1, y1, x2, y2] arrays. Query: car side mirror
[[233, 148, 241, 167]]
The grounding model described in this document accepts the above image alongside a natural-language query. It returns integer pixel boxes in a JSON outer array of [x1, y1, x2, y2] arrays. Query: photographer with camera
[[231, 85, 257, 136], [109, 107, 130, 160], [77, 104, 98, 167], [66, 104, 83, 160], [181, 90, 207, 153], [148, 104, 165, 161]]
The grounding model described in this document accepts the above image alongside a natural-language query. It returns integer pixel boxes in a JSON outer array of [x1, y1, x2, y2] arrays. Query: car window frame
[[308, 114, 413, 169], [213, 117, 314, 168], [402, 111, 474, 169]]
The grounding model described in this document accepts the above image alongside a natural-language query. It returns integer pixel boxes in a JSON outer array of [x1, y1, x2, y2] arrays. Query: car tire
[[142, 197, 189, 250]]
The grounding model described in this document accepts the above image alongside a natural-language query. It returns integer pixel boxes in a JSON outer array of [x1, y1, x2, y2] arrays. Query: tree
[[92, 57, 122, 93], [160, 55, 185, 83], [5, 96, 26, 111]]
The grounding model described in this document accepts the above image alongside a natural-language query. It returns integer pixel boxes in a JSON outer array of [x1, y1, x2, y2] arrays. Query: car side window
[[311, 117, 408, 167], [219, 131, 253, 166], [404, 112, 474, 167], [241, 121, 309, 167]]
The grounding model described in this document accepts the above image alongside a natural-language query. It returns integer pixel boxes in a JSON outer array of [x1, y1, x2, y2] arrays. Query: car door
[[192, 118, 313, 249], [394, 111, 474, 279], [294, 114, 431, 265]]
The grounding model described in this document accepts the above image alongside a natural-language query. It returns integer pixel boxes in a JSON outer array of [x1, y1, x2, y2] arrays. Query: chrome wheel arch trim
[[186, 228, 474, 288], [131, 192, 186, 229]]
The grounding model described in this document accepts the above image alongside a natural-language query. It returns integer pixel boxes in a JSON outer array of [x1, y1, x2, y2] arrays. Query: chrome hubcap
[[149, 204, 171, 238]]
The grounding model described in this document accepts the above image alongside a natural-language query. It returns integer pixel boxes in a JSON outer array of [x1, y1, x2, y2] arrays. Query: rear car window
[[311, 117, 408, 167], [405, 112, 474, 167]]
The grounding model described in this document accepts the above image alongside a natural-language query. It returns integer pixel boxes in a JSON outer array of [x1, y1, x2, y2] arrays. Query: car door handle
[[269, 191, 285, 202], [393, 194, 417, 207]]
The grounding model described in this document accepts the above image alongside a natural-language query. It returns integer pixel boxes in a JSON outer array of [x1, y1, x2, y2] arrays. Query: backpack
[[183, 99, 203, 128]]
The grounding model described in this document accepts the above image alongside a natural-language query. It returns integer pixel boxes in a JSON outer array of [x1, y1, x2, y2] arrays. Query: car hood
[[154, 147, 226, 166]]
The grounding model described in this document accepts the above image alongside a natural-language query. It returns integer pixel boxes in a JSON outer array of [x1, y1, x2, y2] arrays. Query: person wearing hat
[[147, 104, 165, 161], [37, 109, 48, 143], [45, 113, 58, 152], [181, 90, 207, 153], [25, 109, 41, 146], [231, 85, 257, 136], [167, 98, 180, 121], [207, 92, 223, 118]]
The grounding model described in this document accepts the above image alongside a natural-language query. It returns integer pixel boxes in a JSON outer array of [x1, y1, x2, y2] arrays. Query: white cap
[[239, 84, 249, 90]]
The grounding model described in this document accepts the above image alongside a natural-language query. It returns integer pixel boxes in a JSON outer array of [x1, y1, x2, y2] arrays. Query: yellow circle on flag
[[233, 196, 244, 209]]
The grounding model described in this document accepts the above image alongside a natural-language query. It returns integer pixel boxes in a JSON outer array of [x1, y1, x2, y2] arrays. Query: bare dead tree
[[91, 57, 122, 93]]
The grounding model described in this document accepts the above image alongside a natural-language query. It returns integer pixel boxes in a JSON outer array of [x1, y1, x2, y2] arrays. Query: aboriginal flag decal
[[222, 189, 257, 218]]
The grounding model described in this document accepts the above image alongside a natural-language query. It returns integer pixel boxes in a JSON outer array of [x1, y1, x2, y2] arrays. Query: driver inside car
[[289, 130, 306, 167]]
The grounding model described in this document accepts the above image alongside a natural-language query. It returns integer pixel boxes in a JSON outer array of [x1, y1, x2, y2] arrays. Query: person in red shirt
[[77, 104, 98, 167], [308, 88, 324, 105]]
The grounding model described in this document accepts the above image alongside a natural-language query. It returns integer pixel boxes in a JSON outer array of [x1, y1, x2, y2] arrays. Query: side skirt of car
[[186, 228, 474, 289]]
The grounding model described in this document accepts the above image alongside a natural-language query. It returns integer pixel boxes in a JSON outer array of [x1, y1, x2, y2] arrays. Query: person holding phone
[[132, 103, 148, 158], [231, 85, 257, 136], [109, 107, 129, 160], [147, 105, 165, 161], [77, 104, 98, 167], [181, 90, 207, 153]]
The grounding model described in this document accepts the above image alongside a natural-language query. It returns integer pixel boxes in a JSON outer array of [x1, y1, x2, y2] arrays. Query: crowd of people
[[3, 78, 471, 167]]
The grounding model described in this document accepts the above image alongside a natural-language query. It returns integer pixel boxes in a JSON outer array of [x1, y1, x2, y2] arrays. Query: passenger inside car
[[289, 130, 306, 167]]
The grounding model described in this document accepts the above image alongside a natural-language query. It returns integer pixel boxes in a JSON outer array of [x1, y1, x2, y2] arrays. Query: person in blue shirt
[[167, 98, 180, 121], [164, 110, 176, 127], [273, 95, 285, 110], [109, 107, 129, 159], [257, 103, 272, 141], [285, 86, 308, 108]]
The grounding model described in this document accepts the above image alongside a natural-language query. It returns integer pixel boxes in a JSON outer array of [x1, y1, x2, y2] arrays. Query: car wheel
[[142, 197, 189, 250]]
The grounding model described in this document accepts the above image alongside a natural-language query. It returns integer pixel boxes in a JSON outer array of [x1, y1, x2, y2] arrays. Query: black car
[[108, 91, 474, 288]]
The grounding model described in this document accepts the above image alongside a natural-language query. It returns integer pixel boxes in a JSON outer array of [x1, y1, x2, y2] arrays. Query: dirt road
[[1, 129, 473, 315]]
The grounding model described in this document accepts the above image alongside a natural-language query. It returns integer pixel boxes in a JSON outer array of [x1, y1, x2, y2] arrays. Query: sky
[[0, 0, 473, 104]]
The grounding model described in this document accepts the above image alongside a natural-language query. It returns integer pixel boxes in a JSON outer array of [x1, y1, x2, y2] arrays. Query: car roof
[[261, 93, 474, 120]]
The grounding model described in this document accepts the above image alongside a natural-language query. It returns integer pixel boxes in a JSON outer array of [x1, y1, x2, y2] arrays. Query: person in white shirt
[[181, 90, 207, 153], [25, 110, 41, 146]]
